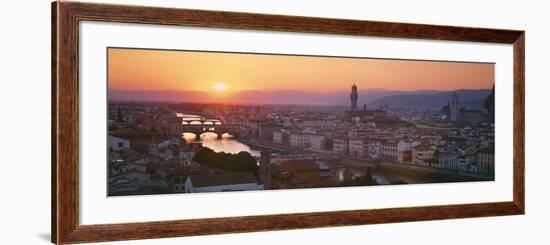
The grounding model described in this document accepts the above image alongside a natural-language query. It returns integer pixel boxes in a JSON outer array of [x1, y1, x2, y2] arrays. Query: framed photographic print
[[52, 1, 525, 244]]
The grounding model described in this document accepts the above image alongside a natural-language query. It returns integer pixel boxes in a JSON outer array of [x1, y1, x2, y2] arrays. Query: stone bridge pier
[[170, 113, 240, 141], [170, 124, 236, 141]]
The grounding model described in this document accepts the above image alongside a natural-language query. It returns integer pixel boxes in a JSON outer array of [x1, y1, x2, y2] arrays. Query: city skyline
[[107, 47, 495, 196], [108, 48, 494, 104]]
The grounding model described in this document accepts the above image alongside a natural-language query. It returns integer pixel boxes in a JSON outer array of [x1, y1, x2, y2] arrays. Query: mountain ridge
[[109, 88, 492, 108]]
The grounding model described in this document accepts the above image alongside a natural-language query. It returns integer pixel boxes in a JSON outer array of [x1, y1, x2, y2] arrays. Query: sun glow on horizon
[[108, 48, 494, 93], [215, 83, 226, 91]]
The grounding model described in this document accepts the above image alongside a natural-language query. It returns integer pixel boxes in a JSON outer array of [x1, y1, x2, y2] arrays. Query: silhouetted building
[[111, 131, 164, 154], [347, 83, 371, 118], [460, 108, 484, 123], [350, 83, 358, 111], [258, 124, 282, 143], [450, 92, 459, 122], [271, 159, 337, 189], [484, 85, 495, 121]]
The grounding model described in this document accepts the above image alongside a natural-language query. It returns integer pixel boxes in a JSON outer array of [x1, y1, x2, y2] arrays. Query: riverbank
[[338, 158, 492, 185], [373, 164, 489, 185]]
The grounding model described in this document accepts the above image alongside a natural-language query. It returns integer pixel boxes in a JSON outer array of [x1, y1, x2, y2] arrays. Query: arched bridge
[[171, 113, 241, 140]]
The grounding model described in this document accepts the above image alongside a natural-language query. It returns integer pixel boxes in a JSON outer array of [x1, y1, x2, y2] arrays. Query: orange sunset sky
[[108, 48, 494, 94]]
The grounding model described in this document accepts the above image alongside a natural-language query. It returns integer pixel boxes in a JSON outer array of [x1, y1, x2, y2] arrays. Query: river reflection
[[183, 132, 260, 157]]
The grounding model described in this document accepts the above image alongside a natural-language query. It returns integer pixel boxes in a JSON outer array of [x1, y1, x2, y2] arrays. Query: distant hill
[[109, 88, 491, 108], [353, 88, 442, 104], [368, 89, 491, 109]]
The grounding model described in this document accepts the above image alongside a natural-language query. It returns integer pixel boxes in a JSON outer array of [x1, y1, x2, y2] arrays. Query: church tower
[[259, 150, 272, 190], [450, 92, 459, 122], [350, 83, 358, 111]]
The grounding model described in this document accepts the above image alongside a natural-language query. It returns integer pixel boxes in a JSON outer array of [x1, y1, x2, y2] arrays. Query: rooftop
[[281, 159, 318, 171], [189, 172, 257, 187]]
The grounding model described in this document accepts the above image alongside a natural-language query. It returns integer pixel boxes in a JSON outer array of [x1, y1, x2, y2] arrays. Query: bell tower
[[350, 83, 358, 111], [450, 92, 459, 122]]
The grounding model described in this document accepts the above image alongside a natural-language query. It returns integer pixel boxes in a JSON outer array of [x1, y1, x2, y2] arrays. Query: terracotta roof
[[189, 172, 257, 187], [282, 159, 318, 171]]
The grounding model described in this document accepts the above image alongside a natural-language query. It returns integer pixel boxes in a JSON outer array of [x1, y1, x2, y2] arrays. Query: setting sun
[[215, 83, 226, 91]]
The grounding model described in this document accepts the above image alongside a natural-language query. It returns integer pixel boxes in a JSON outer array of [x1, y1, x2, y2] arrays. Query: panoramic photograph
[[107, 47, 495, 196]]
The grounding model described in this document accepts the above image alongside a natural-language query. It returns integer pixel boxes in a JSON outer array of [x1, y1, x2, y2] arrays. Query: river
[[182, 132, 260, 157], [337, 165, 486, 185], [183, 133, 485, 185]]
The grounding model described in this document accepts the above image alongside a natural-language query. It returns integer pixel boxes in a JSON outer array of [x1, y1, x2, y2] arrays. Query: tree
[[364, 167, 376, 185], [192, 148, 259, 177], [192, 147, 215, 163], [427, 149, 441, 167], [343, 168, 354, 182], [340, 167, 379, 187]]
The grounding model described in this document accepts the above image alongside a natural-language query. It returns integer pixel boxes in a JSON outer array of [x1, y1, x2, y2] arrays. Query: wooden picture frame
[[52, 1, 525, 244]]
